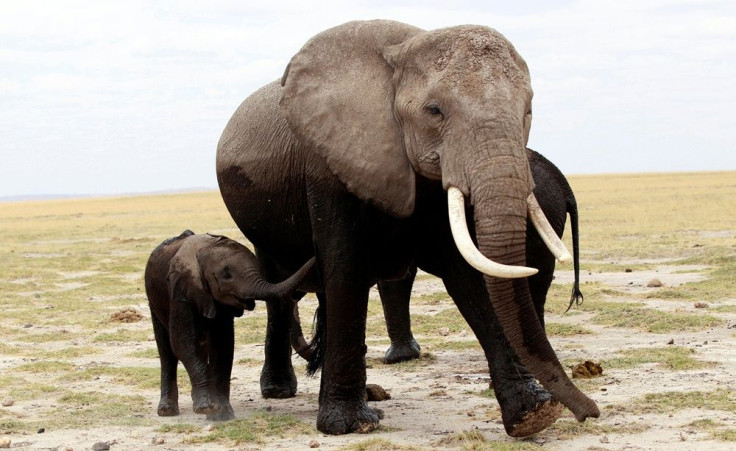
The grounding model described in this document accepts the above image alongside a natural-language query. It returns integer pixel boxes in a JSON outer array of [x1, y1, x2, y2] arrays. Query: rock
[[203, 424, 215, 432], [1, 398, 13, 407], [92, 442, 110, 451], [694, 302, 709, 309], [366, 383, 391, 401], [309, 439, 320, 448], [647, 278, 663, 287], [572, 361, 603, 379], [0, 437, 10, 448], [438, 327, 450, 336], [667, 338, 675, 345], [624, 268, 632, 273], [152, 437, 165, 445]]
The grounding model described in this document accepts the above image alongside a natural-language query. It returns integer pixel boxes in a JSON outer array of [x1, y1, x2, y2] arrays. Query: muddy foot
[[316, 399, 381, 435]]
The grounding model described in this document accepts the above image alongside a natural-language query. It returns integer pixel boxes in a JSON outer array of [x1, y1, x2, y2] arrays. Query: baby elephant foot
[[383, 339, 421, 364], [316, 398, 381, 435], [157, 398, 179, 417], [495, 378, 563, 437], [206, 402, 235, 421]]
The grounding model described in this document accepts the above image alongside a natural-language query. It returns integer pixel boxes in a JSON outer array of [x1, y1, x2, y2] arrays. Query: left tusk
[[527, 193, 572, 263]]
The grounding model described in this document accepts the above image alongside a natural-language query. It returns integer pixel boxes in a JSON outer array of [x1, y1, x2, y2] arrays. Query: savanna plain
[[1, 171, 735, 450]]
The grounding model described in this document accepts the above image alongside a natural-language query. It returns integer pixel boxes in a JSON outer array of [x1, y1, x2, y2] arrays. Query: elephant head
[[280, 20, 597, 421], [168, 234, 315, 318]]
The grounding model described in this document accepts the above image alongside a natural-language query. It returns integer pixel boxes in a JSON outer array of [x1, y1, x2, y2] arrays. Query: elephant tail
[[305, 294, 326, 376], [564, 182, 584, 312]]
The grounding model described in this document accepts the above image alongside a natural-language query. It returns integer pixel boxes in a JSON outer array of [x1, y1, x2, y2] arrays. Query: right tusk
[[447, 186, 538, 279], [527, 193, 573, 263]]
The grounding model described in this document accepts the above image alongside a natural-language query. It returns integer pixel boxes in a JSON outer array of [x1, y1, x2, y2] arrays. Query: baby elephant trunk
[[251, 257, 316, 301]]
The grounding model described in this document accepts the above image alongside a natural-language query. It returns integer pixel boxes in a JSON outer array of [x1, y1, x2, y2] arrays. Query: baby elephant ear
[[281, 20, 422, 218], [167, 257, 217, 319]]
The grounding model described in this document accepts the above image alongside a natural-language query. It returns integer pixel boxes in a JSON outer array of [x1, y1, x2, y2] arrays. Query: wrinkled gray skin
[[291, 148, 584, 364], [379, 148, 584, 364], [145, 230, 314, 421], [217, 20, 599, 436]]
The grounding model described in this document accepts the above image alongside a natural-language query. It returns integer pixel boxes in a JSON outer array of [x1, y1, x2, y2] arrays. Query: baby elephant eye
[[220, 267, 232, 279]]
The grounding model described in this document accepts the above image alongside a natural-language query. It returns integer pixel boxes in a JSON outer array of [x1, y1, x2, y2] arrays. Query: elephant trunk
[[246, 257, 316, 302], [467, 160, 599, 422]]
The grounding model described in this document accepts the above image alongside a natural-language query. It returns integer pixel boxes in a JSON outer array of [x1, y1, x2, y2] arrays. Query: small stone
[[0, 437, 10, 448], [466, 411, 475, 417], [147, 334, 156, 341], [667, 338, 675, 345], [600, 435, 610, 443], [624, 268, 632, 273], [92, 442, 110, 451], [203, 424, 215, 432], [438, 327, 450, 336], [694, 302, 709, 309], [152, 437, 165, 445], [647, 278, 663, 287], [309, 439, 320, 448], [1, 398, 13, 407], [37, 427, 45, 433]]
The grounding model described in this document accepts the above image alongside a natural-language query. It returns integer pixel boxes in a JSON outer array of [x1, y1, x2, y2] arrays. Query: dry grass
[[1, 170, 735, 447]]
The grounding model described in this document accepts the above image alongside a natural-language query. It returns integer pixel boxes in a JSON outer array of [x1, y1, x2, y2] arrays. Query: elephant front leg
[[440, 250, 562, 437], [205, 314, 236, 421], [169, 306, 217, 415], [317, 278, 380, 435], [378, 266, 421, 364]]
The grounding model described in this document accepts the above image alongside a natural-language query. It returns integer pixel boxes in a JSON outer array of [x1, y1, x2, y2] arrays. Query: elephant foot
[[192, 392, 217, 415], [260, 368, 297, 399], [316, 398, 382, 435], [494, 377, 563, 437], [206, 402, 235, 421], [157, 398, 179, 417], [383, 338, 421, 364]]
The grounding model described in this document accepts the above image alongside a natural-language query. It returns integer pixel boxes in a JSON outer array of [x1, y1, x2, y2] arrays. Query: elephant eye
[[425, 103, 444, 119], [220, 267, 232, 280]]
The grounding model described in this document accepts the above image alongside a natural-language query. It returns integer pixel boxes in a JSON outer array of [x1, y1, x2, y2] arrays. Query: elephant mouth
[[238, 298, 256, 311]]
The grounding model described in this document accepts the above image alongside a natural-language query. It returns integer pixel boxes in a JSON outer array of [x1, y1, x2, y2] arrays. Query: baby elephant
[[145, 230, 314, 421]]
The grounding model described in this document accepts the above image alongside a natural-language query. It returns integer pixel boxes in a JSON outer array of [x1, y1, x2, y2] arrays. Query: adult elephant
[[292, 148, 584, 365], [216, 20, 599, 436]]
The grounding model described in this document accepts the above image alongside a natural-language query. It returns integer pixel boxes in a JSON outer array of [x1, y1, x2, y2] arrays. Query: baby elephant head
[[168, 234, 315, 319]]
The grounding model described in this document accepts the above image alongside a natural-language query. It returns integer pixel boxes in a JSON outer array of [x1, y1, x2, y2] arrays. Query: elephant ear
[[167, 252, 217, 320], [280, 20, 422, 218]]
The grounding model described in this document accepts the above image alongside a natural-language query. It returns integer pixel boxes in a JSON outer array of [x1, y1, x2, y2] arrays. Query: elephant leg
[[440, 247, 562, 437], [308, 182, 381, 435], [378, 266, 421, 364], [169, 305, 216, 415], [151, 314, 179, 416], [205, 314, 236, 421], [259, 251, 298, 398]]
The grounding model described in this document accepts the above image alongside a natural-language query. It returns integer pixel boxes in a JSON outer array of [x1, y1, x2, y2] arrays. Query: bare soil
[[3, 264, 736, 450]]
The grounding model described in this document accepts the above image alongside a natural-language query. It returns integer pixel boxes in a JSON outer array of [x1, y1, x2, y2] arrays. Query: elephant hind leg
[[151, 313, 179, 416], [378, 267, 421, 364]]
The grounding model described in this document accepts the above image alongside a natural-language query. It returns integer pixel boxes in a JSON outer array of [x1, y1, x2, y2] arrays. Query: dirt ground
[[4, 261, 736, 451]]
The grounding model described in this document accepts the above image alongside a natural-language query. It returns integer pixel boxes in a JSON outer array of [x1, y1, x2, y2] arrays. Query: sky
[[1, 0, 735, 198]]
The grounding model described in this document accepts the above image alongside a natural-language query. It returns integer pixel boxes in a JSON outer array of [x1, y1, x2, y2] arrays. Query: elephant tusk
[[447, 186, 538, 279], [527, 193, 573, 263]]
